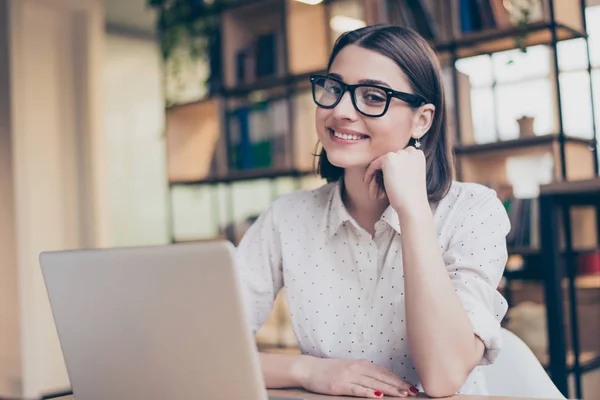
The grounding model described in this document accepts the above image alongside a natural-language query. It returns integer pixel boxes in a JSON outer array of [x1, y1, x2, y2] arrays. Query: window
[[456, 45, 554, 142], [454, 5, 600, 168]]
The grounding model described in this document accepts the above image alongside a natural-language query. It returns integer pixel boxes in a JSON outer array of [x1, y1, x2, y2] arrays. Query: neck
[[342, 168, 389, 233]]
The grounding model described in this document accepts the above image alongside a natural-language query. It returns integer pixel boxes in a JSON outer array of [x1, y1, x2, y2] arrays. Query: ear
[[411, 104, 435, 140]]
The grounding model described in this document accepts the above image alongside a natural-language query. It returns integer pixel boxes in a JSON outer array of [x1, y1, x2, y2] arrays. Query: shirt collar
[[327, 181, 352, 238], [327, 180, 402, 237], [381, 205, 402, 234]]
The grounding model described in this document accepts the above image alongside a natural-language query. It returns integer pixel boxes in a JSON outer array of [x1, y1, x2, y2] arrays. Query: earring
[[414, 138, 422, 149]]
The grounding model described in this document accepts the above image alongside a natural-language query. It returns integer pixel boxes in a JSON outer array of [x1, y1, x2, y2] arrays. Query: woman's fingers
[[369, 177, 379, 200], [357, 362, 419, 396], [365, 158, 392, 201], [354, 375, 411, 398], [364, 156, 385, 185], [344, 383, 385, 398]]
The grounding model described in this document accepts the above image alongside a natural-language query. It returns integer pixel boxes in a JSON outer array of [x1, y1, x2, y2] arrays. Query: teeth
[[333, 130, 365, 141]]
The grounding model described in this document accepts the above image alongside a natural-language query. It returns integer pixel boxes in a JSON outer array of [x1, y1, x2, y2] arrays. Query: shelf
[[159, 0, 275, 28], [541, 351, 600, 374], [455, 135, 597, 190], [222, 69, 324, 97], [454, 134, 595, 156], [504, 267, 542, 281], [436, 22, 586, 59], [165, 96, 218, 111], [540, 178, 600, 197], [574, 275, 600, 290], [504, 268, 600, 289], [508, 246, 541, 257], [169, 167, 315, 185]]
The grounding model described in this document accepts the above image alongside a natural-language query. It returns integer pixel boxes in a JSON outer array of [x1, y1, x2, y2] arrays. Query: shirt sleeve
[[234, 205, 284, 335], [443, 188, 511, 365]]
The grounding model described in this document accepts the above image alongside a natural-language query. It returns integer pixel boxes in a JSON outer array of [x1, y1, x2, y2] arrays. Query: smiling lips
[[328, 127, 369, 142]]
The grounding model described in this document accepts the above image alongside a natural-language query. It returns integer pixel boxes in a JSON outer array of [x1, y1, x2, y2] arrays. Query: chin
[[324, 151, 370, 170]]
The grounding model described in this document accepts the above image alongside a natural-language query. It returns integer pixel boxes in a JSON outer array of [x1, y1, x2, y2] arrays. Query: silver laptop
[[40, 241, 295, 400]]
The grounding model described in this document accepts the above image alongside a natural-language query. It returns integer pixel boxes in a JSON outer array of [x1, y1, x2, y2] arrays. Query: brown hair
[[316, 24, 454, 203]]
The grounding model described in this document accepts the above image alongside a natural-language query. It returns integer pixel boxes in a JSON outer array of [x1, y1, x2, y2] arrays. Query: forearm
[[259, 352, 312, 389], [399, 206, 482, 397]]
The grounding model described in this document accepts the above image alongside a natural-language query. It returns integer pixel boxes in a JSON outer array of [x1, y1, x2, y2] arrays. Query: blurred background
[[0, 0, 599, 399]]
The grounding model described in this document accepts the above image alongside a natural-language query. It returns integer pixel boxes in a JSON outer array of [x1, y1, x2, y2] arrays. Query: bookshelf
[[160, 0, 384, 244], [154, 1, 600, 394], [158, 0, 600, 242]]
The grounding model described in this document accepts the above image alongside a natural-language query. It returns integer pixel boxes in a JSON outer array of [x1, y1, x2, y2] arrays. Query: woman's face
[[315, 44, 433, 171]]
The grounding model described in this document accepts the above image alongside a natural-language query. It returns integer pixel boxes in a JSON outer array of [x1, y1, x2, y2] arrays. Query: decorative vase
[[517, 115, 535, 138]]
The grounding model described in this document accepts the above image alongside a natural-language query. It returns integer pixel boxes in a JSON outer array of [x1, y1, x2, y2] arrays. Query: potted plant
[[147, 0, 222, 105], [503, 0, 539, 53]]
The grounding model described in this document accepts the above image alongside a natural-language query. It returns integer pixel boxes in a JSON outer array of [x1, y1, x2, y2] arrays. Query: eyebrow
[[327, 73, 392, 88]]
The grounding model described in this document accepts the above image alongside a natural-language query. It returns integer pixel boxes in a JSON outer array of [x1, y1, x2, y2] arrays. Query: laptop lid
[[40, 241, 268, 400]]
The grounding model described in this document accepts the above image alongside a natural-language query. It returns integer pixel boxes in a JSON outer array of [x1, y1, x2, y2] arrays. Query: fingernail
[[374, 391, 383, 397], [409, 386, 419, 395], [398, 390, 408, 396]]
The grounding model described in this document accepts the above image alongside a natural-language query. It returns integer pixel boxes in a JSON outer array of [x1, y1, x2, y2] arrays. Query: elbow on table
[[421, 372, 466, 398]]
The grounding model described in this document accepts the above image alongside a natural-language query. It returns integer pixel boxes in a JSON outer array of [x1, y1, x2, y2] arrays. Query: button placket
[[353, 227, 372, 353]]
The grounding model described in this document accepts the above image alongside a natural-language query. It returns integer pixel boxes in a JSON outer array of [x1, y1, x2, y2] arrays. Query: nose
[[331, 90, 359, 121]]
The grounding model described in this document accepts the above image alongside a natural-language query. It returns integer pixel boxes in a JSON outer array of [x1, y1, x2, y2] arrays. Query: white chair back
[[483, 328, 565, 399]]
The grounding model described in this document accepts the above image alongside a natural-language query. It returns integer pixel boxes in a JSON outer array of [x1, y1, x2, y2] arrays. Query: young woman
[[235, 25, 510, 398]]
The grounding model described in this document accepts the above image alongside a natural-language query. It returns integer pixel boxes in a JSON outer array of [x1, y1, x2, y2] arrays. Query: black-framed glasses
[[309, 74, 427, 117]]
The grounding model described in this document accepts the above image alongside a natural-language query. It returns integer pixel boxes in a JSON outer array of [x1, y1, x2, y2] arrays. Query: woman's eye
[[364, 92, 386, 102], [325, 85, 341, 95]]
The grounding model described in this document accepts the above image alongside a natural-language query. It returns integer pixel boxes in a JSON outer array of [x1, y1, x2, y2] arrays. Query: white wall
[[7, 0, 106, 397], [103, 32, 169, 247], [1, 3, 169, 396], [0, 0, 21, 396]]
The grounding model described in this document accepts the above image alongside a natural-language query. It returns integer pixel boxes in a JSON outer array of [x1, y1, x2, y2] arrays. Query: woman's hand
[[363, 147, 428, 214], [297, 357, 419, 398]]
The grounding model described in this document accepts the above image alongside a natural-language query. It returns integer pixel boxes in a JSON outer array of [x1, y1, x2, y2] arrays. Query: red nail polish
[[409, 386, 419, 395], [374, 391, 383, 397]]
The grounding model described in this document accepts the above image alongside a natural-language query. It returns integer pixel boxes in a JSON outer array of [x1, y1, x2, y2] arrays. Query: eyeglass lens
[[312, 76, 388, 116]]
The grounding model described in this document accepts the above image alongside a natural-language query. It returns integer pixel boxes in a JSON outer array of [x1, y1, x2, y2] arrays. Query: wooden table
[[51, 388, 556, 400], [268, 389, 549, 399]]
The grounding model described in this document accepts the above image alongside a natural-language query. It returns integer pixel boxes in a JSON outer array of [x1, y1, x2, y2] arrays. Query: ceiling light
[[330, 15, 366, 32], [294, 0, 323, 4]]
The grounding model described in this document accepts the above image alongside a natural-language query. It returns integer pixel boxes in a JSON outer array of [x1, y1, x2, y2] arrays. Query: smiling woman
[[313, 27, 453, 204], [235, 24, 511, 399]]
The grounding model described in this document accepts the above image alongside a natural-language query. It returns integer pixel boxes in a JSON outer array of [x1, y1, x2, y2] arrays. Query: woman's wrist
[[392, 190, 429, 217], [396, 199, 432, 226], [290, 354, 315, 388]]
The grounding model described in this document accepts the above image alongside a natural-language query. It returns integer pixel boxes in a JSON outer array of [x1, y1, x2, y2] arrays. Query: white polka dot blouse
[[235, 180, 511, 395]]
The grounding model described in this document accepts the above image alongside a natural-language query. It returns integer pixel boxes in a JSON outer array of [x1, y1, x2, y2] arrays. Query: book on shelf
[[500, 195, 540, 251], [456, 0, 545, 35], [222, 0, 286, 88], [226, 89, 318, 174], [387, 0, 442, 42], [235, 31, 280, 85], [387, 0, 579, 46], [228, 97, 291, 171], [457, 0, 583, 36]]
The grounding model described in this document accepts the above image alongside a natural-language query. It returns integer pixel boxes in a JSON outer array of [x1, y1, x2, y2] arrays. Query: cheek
[[315, 108, 329, 137], [367, 113, 413, 149]]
